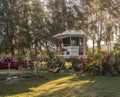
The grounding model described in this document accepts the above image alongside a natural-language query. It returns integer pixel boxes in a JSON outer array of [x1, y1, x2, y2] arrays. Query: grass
[[0, 70, 120, 97]]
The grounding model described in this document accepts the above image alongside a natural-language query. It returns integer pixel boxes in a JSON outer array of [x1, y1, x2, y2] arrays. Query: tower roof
[[53, 30, 86, 39]]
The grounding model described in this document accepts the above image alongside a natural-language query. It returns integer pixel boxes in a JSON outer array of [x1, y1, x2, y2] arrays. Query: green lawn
[[0, 71, 120, 97]]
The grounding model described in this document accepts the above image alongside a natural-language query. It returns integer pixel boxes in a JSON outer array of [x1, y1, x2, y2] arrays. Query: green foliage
[[86, 61, 95, 71], [112, 47, 120, 69], [0, 0, 119, 60], [15, 56, 24, 61], [114, 42, 120, 50]]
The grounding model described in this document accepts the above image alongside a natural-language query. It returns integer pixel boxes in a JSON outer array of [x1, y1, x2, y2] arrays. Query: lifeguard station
[[53, 30, 87, 59]]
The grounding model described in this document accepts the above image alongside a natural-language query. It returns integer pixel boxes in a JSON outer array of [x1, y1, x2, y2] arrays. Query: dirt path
[[0, 69, 26, 75], [0, 69, 35, 84]]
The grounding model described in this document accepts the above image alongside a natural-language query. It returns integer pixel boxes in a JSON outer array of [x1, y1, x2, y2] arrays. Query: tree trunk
[[34, 42, 38, 59], [92, 38, 95, 54], [10, 45, 14, 58], [97, 40, 101, 52]]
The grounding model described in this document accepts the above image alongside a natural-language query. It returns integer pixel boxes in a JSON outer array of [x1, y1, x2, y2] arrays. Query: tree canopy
[[0, 0, 119, 58]]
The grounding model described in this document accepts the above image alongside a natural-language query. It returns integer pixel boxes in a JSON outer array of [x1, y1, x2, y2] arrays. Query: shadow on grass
[[1, 71, 120, 97], [0, 71, 69, 97], [37, 75, 120, 97]]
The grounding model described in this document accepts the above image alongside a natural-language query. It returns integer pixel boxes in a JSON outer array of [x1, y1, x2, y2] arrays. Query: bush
[[112, 50, 120, 73], [86, 60, 101, 75]]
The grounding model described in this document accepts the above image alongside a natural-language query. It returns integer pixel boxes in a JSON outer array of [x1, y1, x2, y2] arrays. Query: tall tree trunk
[[97, 18, 103, 52], [34, 42, 38, 59], [11, 13, 15, 58], [92, 37, 95, 54], [10, 45, 14, 58], [97, 39, 101, 52]]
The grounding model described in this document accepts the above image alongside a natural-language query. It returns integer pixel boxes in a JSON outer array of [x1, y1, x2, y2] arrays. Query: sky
[[87, 40, 93, 47]]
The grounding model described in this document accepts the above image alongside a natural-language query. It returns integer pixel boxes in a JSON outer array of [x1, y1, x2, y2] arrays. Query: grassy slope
[[0, 71, 120, 97]]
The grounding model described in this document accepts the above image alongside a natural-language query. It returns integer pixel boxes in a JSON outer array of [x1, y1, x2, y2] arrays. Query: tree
[[0, 0, 21, 57]]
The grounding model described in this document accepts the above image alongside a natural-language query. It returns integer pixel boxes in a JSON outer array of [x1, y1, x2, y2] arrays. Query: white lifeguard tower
[[53, 30, 87, 59]]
